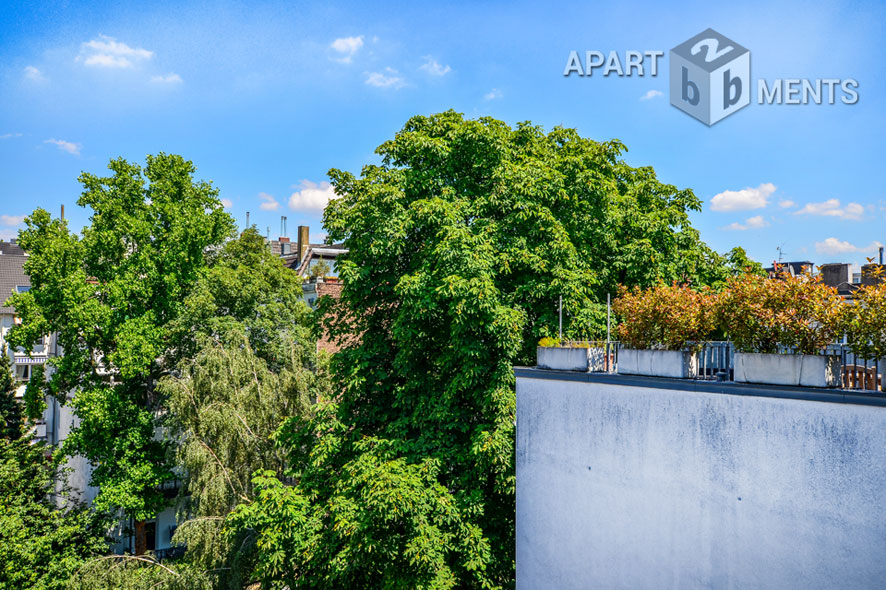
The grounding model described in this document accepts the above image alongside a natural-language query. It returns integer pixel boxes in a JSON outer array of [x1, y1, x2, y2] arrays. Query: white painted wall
[[516, 376, 886, 590]]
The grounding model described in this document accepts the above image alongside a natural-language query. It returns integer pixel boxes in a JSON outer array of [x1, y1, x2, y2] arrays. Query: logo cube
[[669, 28, 750, 125]]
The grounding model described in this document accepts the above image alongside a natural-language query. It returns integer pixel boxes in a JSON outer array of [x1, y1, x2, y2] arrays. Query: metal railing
[[555, 340, 883, 392]]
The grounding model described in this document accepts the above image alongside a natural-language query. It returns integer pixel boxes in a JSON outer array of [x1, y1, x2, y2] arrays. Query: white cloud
[[24, 65, 47, 82], [331, 36, 364, 63], [150, 73, 182, 84], [710, 182, 776, 212], [258, 192, 280, 211], [79, 35, 153, 68], [419, 56, 451, 76], [722, 215, 769, 231], [794, 199, 865, 221], [84, 54, 133, 68], [289, 180, 339, 211], [44, 138, 81, 155], [484, 88, 503, 100], [778, 199, 796, 209], [220, 198, 233, 209], [0, 215, 25, 226], [365, 68, 406, 88], [815, 237, 883, 255], [640, 89, 662, 100], [0, 133, 23, 139]]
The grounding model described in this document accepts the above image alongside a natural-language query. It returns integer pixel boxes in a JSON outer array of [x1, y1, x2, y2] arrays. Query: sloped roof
[[0, 255, 28, 314], [0, 242, 26, 256]]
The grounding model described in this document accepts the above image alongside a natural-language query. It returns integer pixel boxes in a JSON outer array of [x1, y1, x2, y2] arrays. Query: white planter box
[[733, 352, 841, 388], [537, 347, 609, 372], [617, 348, 699, 379]]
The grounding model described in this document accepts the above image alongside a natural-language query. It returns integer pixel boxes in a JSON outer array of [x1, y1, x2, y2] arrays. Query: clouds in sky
[[710, 183, 776, 212], [484, 88, 503, 100], [640, 89, 662, 100], [78, 35, 153, 68], [258, 192, 280, 211], [723, 215, 769, 231], [794, 199, 865, 221], [44, 138, 81, 155], [0, 133, 23, 139], [150, 73, 182, 84], [815, 237, 883, 255], [0, 215, 25, 226], [419, 56, 451, 76], [24, 65, 47, 82], [289, 181, 338, 211], [220, 198, 233, 209], [365, 68, 406, 89], [331, 36, 364, 63]]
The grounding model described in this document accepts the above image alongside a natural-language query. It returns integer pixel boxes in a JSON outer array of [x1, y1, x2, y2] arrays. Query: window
[[15, 285, 30, 293]]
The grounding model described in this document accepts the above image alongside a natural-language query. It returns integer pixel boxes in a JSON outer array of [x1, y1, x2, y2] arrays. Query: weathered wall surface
[[516, 376, 886, 590]]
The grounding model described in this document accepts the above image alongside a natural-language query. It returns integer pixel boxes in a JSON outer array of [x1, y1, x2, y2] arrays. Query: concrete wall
[[516, 375, 886, 590]]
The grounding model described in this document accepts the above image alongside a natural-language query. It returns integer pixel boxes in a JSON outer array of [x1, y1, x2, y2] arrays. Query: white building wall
[[516, 375, 886, 590]]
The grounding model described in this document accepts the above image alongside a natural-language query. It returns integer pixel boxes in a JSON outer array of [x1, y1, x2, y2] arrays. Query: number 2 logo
[[691, 38, 734, 62]]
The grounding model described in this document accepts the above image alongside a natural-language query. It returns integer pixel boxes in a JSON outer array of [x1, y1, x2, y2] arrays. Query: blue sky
[[1, 0, 884, 267]]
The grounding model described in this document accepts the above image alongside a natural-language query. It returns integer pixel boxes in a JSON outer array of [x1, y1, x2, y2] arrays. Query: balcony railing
[[554, 341, 884, 393]]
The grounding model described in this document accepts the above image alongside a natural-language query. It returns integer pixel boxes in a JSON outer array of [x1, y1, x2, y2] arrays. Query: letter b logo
[[669, 28, 750, 125], [682, 67, 699, 105]]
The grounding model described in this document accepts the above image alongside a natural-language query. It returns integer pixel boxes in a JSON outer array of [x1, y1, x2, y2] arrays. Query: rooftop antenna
[[266, 226, 270, 240], [776, 244, 786, 263], [880, 246, 884, 265]]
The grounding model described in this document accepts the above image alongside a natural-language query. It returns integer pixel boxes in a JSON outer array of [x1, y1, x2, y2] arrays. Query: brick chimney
[[297, 225, 310, 260]]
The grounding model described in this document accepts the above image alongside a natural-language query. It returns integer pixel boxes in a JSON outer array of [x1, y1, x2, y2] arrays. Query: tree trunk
[[134, 519, 147, 556]]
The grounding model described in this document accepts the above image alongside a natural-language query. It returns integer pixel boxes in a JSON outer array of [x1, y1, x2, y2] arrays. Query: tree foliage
[[231, 111, 729, 588], [0, 439, 109, 590], [614, 283, 717, 350], [0, 354, 22, 441], [160, 230, 326, 588], [7, 153, 235, 519], [845, 265, 886, 363], [724, 246, 766, 278], [67, 556, 212, 590], [717, 272, 845, 354]]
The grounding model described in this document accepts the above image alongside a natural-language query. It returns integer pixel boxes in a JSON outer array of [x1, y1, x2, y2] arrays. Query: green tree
[[0, 438, 109, 590], [724, 246, 765, 278], [8, 154, 235, 553], [159, 229, 327, 588], [0, 354, 22, 441], [309, 259, 330, 280], [66, 556, 213, 590], [230, 111, 728, 588]]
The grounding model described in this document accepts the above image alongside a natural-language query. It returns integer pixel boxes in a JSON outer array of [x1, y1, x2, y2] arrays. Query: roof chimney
[[297, 226, 310, 261], [61, 204, 65, 220], [880, 246, 884, 265]]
